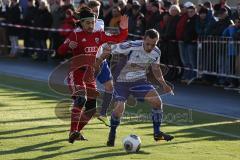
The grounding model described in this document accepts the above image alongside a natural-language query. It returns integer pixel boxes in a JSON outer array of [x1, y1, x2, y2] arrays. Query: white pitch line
[[0, 83, 240, 139], [197, 128, 240, 139]]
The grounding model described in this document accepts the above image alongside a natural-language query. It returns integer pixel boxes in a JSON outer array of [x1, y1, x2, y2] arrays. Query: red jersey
[[58, 29, 128, 72]]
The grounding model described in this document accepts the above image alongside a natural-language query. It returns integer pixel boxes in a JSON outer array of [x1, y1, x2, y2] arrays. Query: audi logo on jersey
[[84, 46, 98, 53]]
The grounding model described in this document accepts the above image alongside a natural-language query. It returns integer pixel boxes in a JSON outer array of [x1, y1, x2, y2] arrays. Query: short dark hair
[[144, 29, 159, 39]]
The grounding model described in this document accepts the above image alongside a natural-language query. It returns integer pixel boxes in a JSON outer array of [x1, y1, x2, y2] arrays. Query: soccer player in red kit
[[57, 7, 128, 144]]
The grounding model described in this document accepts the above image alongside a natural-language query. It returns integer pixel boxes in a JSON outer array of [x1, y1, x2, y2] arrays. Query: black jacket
[[23, 6, 37, 26], [32, 9, 52, 40], [163, 15, 180, 41], [183, 15, 198, 43], [146, 11, 162, 30], [209, 17, 233, 36], [6, 3, 21, 36]]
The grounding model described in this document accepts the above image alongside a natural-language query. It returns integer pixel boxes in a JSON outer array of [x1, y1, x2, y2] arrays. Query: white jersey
[[110, 40, 161, 82]]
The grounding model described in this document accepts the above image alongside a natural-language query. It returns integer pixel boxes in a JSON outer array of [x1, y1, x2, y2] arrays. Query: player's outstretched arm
[[101, 16, 128, 44]]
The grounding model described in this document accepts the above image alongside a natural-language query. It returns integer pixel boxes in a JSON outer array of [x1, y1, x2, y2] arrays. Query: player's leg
[[98, 80, 113, 126], [107, 101, 125, 146], [76, 83, 98, 136], [97, 61, 113, 126], [144, 89, 174, 141], [107, 82, 129, 146], [68, 71, 87, 143], [101, 80, 113, 115], [69, 91, 86, 143]]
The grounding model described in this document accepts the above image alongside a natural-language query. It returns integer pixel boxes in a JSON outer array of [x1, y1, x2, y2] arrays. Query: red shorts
[[67, 69, 98, 99]]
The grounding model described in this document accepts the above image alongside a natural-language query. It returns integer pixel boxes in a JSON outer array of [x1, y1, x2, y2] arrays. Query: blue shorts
[[97, 60, 112, 84], [113, 80, 155, 102]]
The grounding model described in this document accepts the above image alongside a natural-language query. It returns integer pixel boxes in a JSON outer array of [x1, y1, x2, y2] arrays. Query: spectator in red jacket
[[59, 9, 77, 38]]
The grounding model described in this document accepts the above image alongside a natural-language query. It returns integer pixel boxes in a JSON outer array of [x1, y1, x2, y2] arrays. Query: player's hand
[[101, 44, 111, 59], [119, 15, 129, 30], [162, 83, 174, 95], [69, 41, 78, 49]]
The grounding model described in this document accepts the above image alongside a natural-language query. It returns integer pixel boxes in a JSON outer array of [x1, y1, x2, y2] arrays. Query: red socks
[[70, 107, 82, 132]]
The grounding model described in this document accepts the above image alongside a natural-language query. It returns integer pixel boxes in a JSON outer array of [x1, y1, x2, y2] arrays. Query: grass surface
[[0, 74, 239, 160]]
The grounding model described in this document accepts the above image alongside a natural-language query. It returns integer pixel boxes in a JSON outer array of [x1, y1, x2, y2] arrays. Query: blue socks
[[100, 92, 113, 116], [109, 113, 120, 137], [151, 108, 163, 135]]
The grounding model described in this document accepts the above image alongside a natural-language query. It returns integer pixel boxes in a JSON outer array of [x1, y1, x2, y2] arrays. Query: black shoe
[[68, 131, 80, 144], [154, 132, 174, 142], [76, 132, 88, 141], [106, 133, 115, 147]]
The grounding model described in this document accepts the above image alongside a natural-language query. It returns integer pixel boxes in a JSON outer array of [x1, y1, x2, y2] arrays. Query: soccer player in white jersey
[[96, 29, 174, 146], [77, 0, 113, 126]]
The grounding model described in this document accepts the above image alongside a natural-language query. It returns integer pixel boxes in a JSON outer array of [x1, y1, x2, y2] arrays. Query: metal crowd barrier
[[197, 36, 240, 79]]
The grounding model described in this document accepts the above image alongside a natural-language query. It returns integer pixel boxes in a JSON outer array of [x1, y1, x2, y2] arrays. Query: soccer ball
[[122, 134, 141, 153]]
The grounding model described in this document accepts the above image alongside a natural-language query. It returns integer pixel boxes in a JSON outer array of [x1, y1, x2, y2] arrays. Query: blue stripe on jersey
[[153, 47, 161, 55]]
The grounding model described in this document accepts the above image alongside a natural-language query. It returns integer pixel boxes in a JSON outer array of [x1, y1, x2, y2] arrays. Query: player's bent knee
[[85, 99, 97, 112], [74, 96, 86, 107]]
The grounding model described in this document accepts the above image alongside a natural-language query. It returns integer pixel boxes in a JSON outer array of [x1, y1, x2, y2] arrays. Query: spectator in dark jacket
[[6, 0, 21, 58], [162, 4, 182, 81], [32, 0, 52, 61], [138, 0, 147, 15], [196, 6, 211, 36], [146, 0, 162, 30], [181, 5, 198, 83], [0, 0, 9, 55], [125, 0, 133, 16], [22, 0, 37, 56], [232, 1, 240, 21], [208, 7, 233, 36], [49, 0, 65, 59], [128, 1, 145, 40]]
